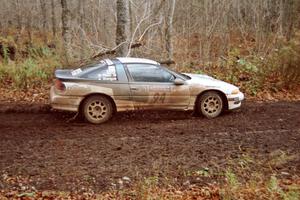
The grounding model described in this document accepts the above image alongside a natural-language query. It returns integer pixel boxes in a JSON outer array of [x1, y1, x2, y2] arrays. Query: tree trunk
[[129, 0, 133, 37], [279, 0, 294, 40], [26, 3, 33, 45], [40, 0, 47, 43], [61, 0, 72, 63], [13, 0, 22, 44], [51, 0, 57, 38], [165, 0, 176, 61], [285, 0, 295, 41], [116, 0, 129, 57], [77, 0, 85, 59]]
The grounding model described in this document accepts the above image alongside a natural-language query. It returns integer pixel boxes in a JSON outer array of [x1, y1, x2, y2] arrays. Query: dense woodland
[[0, 0, 299, 98]]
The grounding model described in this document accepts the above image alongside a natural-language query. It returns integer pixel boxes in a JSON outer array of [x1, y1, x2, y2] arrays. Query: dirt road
[[0, 101, 299, 192]]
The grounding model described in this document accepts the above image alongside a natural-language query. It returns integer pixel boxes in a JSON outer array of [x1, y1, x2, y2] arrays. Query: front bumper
[[226, 92, 245, 110], [50, 86, 83, 112]]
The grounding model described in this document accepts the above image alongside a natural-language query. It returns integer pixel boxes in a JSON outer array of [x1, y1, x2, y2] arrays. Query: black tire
[[82, 95, 113, 124], [197, 91, 223, 118]]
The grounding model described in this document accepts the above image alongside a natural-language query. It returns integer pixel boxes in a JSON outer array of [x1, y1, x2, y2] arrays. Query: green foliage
[[143, 176, 159, 187], [191, 35, 300, 97], [0, 64, 8, 82], [0, 35, 62, 90], [11, 58, 47, 89], [220, 170, 241, 200], [0, 36, 17, 63], [225, 170, 240, 190], [1, 45, 10, 64], [0, 55, 59, 90], [268, 175, 281, 194], [194, 167, 210, 177], [202, 39, 300, 96], [195, 69, 204, 74], [237, 58, 258, 73], [135, 176, 159, 200], [237, 154, 254, 169], [227, 48, 260, 76], [283, 191, 300, 200], [219, 152, 300, 200], [28, 46, 53, 58], [212, 48, 264, 95], [266, 34, 300, 88], [267, 175, 300, 200]]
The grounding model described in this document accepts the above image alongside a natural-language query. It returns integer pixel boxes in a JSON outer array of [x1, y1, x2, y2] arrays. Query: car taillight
[[54, 79, 66, 91]]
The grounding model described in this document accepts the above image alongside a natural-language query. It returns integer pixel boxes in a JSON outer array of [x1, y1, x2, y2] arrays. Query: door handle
[[130, 87, 138, 91]]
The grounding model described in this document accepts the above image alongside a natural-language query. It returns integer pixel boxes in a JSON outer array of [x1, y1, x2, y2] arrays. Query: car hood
[[184, 73, 238, 94]]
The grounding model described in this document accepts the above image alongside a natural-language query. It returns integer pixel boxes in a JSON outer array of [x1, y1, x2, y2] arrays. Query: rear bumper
[[50, 87, 83, 112], [226, 92, 244, 110]]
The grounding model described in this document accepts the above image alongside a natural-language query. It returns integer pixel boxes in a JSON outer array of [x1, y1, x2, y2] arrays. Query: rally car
[[50, 57, 244, 124]]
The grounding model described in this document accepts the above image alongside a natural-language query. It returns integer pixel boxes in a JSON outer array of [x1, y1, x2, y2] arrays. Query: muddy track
[[0, 101, 299, 192]]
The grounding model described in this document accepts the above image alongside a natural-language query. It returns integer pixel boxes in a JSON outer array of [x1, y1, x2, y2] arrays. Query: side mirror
[[174, 78, 185, 85]]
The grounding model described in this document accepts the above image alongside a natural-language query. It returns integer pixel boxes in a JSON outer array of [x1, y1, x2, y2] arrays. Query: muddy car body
[[50, 57, 244, 123]]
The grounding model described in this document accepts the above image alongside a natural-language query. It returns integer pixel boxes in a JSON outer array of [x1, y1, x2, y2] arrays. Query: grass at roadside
[[1, 151, 299, 200], [0, 51, 60, 90]]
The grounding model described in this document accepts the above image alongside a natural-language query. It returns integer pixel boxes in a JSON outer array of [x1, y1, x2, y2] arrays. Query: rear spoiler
[[55, 69, 72, 78]]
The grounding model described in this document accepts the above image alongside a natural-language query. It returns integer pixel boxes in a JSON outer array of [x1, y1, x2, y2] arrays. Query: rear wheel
[[197, 91, 224, 118], [82, 95, 113, 124]]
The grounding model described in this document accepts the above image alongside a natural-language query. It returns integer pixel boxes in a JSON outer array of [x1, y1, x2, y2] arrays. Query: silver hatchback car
[[50, 57, 244, 124]]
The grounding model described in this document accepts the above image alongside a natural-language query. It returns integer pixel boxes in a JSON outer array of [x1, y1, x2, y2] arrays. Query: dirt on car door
[[129, 82, 190, 110]]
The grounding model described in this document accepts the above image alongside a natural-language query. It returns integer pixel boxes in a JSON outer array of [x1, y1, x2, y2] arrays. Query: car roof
[[116, 57, 159, 65]]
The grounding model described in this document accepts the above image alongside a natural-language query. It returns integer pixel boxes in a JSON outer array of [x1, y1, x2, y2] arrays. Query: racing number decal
[[151, 93, 166, 103]]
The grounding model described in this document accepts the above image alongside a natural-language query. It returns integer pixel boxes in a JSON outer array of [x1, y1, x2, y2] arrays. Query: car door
[[80, 63, 134, 111], [125, 63, 190, 110]]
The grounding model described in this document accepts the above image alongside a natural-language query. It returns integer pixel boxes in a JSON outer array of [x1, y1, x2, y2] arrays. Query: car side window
[[82, 65, 117, 81], [126, 64, 175, 82]]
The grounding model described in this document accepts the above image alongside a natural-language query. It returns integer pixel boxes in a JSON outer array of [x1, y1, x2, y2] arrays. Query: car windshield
[[178, 72, 191, 80], [162, 66, 191, 80]]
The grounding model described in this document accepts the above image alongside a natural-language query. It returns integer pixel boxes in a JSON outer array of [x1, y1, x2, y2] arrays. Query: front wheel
[[82, 95, 113, 124], [197, 91, 224, 118]]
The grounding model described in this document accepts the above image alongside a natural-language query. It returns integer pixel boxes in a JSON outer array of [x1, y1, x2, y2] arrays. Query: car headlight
[[231, 89, 240, 95]]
